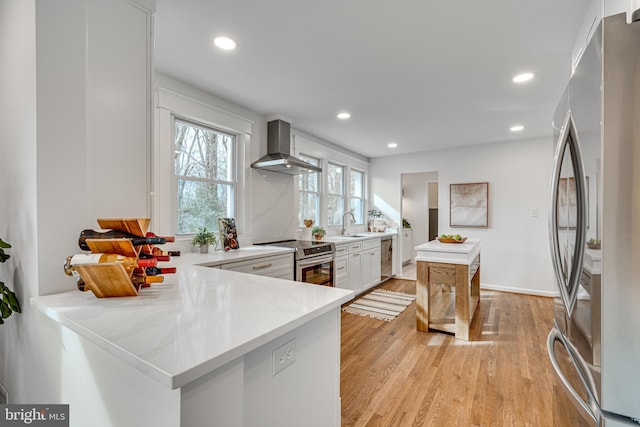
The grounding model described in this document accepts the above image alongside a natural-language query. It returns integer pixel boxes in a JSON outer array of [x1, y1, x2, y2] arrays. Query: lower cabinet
[[361, 239, 381, 292], [347, 251, 362, 293], [220, 253, 294, 280], [402, 228, 413, 264], [339, 238, 382, 295], [334, 243, 348, 289], [362, 246, 381, 290]]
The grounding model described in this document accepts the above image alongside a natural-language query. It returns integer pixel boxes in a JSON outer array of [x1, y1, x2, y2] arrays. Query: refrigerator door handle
[[547, 327, 599, 424], [548, 112, 588, 316]]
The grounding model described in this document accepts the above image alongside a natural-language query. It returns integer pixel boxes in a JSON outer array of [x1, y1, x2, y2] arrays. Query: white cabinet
[[344, 238, 381, 294], [334, 243, 349, 289], [402, 228, 413, 264], [362, 242, 381, 292], [220, 253, 294, 280], [347, 241, 363, 293]]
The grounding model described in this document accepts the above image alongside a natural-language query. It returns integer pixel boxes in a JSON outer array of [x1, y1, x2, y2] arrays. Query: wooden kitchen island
[[415, 239, 481, 341]]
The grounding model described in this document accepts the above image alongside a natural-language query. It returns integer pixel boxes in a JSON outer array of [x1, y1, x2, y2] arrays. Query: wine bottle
[[67, 254, 157, 278], [63, 256, 91, 291], [146, 232, 175, 242], [143, 266, 177, 276], [139, 252, 171, 262], [78, 229, 166, 251], [151, 247, 181, 257], [132, 275, 164, 286]]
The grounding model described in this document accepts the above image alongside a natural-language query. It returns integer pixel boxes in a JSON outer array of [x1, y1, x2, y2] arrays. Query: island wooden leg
[[416, 261, 430, 332], [455, 264, 470, 340]]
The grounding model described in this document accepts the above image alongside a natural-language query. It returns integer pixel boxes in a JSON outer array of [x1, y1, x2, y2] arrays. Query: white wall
[[0, 0, 159, 411], [371, 137, 556, 296]]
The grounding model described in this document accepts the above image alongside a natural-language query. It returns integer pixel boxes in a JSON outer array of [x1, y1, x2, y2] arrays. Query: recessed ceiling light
[[387, 142, 398, 148], [513, 72, 534, 83], [213, 35, 237, 50], [337, 112, 351, 120], [510, 125, 524, 132]]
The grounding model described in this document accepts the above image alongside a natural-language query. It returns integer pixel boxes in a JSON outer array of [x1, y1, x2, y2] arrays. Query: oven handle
[[297, 254, 335, 267]]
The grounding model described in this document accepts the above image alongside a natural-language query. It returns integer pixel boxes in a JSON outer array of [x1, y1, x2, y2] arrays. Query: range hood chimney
[[251, 120, 322, 175]]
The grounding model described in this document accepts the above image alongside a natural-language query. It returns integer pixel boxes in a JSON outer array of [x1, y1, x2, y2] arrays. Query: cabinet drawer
[[221, 253, 293, 277], [348, 242, 363, 253], [363, 238, 380, 250], [334, 243, 348, 257]]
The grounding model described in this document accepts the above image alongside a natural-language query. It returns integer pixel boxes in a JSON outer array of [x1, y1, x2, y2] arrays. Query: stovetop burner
[[255, 239, 335, 260]]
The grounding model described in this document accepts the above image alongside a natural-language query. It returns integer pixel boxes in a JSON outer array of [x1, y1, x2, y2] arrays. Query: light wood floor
[[340, 278, 555, 427]]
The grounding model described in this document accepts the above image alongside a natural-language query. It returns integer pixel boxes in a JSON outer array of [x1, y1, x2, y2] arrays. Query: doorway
[[400, 172, 438, 279]]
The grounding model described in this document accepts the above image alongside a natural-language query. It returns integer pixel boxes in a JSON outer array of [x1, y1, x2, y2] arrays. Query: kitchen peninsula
[[31, 247, 353, 427], [415, 239, 481, 341]]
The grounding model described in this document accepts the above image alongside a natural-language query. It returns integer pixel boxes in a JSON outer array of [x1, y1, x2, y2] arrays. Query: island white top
[[583, 248, 601, 275], [31, 248, 353, 390], [415, 239, 481, 265]]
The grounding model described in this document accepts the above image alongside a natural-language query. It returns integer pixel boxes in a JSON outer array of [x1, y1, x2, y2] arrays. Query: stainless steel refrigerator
[[548, 10, 640, 427]]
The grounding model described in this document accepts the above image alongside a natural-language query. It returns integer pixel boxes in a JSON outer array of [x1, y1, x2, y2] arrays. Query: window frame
[[155, 86, 253, 240], [349, 168, 366, 225], [326, 162, 346, 228], [173, 117, 238, 235], [297, 153, 321, 227]]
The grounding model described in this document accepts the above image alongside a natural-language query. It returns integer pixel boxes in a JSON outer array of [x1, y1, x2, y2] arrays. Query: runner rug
[[342, 289, 416, 322]]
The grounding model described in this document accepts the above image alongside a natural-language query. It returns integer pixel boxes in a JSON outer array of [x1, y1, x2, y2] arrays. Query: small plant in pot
[[0, 239, 21, 325], [311, 226, 326, 241], [368, 208, 386, 232], [192, 227, 217, 253]]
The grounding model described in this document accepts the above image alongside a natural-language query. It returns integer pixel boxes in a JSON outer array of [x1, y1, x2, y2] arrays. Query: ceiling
[[155, 1, 589, 159]]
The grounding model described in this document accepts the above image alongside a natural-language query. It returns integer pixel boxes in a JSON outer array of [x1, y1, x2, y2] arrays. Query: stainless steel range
[[255, 240, 335, 286]]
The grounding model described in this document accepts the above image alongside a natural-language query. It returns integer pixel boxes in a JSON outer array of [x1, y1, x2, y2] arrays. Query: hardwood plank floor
[[341, 278, 555, 427]]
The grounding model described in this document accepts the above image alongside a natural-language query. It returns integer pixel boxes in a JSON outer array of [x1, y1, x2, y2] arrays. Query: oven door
[[296, 254, 335, 287]]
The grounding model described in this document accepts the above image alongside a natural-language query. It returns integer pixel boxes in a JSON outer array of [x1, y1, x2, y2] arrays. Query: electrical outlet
[[272, 338, 296, 376], [531, 208, 539, 217]]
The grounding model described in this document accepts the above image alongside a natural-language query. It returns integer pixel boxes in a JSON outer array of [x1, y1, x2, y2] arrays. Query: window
[[350, 169, 365, 224], [327, 163, 345, 226], [174, 118, 236, 234], [298, 154, 321, 226]]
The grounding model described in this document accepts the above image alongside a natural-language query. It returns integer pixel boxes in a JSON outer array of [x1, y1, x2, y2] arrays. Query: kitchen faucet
[[341, 210, 356, 235]]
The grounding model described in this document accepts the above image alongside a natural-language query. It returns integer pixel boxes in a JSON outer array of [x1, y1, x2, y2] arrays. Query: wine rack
[[71, 218, 174, 298]]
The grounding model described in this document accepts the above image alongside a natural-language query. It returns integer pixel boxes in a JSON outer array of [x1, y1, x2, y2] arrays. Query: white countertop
[[31, 247, 353, 390], [174, 245, 295, 267], [415, 238, 481, 265], [324, 230, 397, 243], [584, 247, 601, 275]]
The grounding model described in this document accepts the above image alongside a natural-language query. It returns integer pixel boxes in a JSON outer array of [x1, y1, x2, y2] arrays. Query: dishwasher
[[380, 236, 393, 282]]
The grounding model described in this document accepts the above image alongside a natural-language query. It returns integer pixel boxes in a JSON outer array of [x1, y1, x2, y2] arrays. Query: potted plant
[[367, 208, 386, 232], [0, 239, 21, 325], [192, 227, 217, 253], [311, 226, 326, 241], [402, 217, 412, 229]]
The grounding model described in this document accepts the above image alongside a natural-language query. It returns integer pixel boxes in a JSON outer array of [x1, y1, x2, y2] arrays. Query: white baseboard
[[480, 283, 558, 298]]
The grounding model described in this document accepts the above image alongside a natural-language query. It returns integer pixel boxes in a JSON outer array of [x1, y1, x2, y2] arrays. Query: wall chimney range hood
[[251, 120, 322, 175]]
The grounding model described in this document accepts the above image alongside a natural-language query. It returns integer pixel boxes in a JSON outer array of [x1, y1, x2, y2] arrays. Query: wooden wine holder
[[76, 218, 165, 298]]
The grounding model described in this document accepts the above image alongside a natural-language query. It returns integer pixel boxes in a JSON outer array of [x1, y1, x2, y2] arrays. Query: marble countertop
[[174, 245, 295, 267], [415, 239, 481, 265], [324, 230, 397, 244], [31, 248, 353, 390]]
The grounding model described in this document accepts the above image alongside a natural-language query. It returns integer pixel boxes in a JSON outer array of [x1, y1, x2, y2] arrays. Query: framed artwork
[[450, 182, 489, 228], [218, 218, 240, 251]]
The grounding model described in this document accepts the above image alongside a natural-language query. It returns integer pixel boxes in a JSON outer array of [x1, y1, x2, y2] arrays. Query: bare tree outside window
[[175, 119, 235, 234], [298, 154, 320, 226], [327, 163, 345, 226]]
